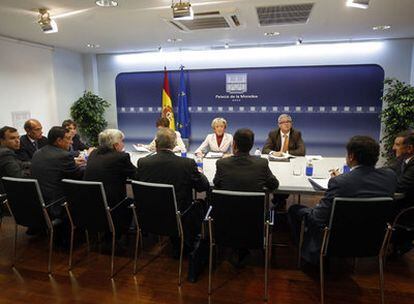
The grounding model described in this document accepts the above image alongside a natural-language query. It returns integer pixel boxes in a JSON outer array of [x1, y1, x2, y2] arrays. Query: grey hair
[[98, 129, 124, 149], [277, 114, 293, 124], [155, 128, 176, 150], [211, 117, 227, 129]]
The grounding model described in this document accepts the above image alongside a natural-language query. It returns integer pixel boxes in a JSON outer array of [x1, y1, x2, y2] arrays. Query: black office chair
[[62, 179, 137, 278], [299, 197, 393, 304], [130, 180, 185, 286], [389, 206, 414, 255], [1, 177, 59, 274], [205, 189, 273, 301]]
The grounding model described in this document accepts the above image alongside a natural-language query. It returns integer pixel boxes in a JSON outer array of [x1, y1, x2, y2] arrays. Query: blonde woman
[[195, 117, 232, 156]]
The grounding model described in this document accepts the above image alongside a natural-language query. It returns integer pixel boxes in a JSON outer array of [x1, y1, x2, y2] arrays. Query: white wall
[[0, 37, 57, 133], [0, 36, 85, 134], [96, 39, 414, 128], [53, 48, 85, 123]]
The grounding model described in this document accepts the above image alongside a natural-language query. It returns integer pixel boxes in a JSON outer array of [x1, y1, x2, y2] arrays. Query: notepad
[[308, 177, 329, 191]]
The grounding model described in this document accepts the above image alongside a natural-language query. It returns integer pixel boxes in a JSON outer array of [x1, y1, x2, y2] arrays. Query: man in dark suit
[[213, 128, 279, 192], [84, 128, 135, 233], [16, 119, 48, 161], [62, 119, 89, 154], [136, 128, 209, 212], [262, 113, 305, 156], [31, 126, 84, 218], [0, 126, 31, 193], [390, 133, 414, 256], [288, 136, 397, 265]]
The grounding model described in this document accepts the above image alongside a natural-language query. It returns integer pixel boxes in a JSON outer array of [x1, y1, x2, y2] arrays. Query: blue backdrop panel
[[116, 64, 384, 156]]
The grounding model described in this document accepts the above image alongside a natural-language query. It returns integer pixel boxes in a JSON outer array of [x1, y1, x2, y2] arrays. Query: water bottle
[[343, 162, 350, 174], [196, 156, 203, 170], [181, 150, 187, 158], [254, 147, 262, 157], [305, 160, 313, 176]]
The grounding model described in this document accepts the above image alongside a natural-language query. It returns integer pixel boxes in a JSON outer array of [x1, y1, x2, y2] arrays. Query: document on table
[[268, 152, 293, 162], [133, 144, 150, 152], [205, 152, 223, 158], [308, 177, 330, 191]]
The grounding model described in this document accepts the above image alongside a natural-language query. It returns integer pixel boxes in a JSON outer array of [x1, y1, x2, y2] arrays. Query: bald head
[[155, 128, 176, 151], [24, 119, 43, 140]]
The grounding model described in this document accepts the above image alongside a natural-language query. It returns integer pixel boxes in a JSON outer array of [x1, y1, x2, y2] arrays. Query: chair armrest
[[45, 197, 66, 209], [0, 193, 6, 199], [204, 205, 213, 221], [266, 209, 275, 226], [110, 197, 130, 212], [180, 201, 196, 217]]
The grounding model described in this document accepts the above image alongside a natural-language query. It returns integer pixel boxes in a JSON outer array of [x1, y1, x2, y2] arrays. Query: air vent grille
[[179, 17, 230, 30], [256, 3, 314, 26]]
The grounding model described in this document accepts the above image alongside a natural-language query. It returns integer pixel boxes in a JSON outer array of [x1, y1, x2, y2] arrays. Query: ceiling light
[[95, 0, 118, 7], [372, 25, 391, 31], [224, 43, 230, 49], [158, 46, 163, 52], [38, 8, 58, 34], [172, 1, 194, 20], [167, 38, 183, 43], [296, 38, 303, 45], [264, 32, 280, 37], [346, 0, 369, 9], [87, 43, 100, 48]]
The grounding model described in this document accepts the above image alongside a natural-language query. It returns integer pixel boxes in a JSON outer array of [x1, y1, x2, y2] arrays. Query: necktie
[[282, 134, 289, 153], [33, 141, 38, 150]]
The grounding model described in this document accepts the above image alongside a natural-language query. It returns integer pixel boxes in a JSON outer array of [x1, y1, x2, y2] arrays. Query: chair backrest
[[393, 206, 414, 230], [210, 189, 266, 249], [1, 177, 48, 228], [325, 197, 393, 257], [131, 180, 180, 237], [62, 179, 112, 234]]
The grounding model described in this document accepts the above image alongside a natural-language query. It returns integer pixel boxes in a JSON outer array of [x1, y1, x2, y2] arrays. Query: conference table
[[128, 151, 346, 195]]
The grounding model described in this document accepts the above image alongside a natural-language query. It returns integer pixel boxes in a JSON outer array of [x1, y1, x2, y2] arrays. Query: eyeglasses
[[279, 121, 292, 124]]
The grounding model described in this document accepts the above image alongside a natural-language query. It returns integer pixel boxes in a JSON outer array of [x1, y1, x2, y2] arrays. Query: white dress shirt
[[195, 133, 233, 154]]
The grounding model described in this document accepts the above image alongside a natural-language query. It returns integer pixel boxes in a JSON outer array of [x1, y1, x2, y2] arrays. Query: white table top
[[128, 151, 345, 195]]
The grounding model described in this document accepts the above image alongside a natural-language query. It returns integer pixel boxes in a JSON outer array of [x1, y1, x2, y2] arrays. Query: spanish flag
[[161, 67, 175, 130]]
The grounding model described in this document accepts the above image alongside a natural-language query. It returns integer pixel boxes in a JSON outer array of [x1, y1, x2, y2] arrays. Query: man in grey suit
[[262, 114, 305, 156], [288, 135, 397, 265], [31, 126, 84, 218]]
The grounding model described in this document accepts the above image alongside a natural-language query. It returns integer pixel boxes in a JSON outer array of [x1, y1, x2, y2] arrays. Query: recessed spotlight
[[296, 38, 303, 45], [346, 0, 369, 9], [95, 0, 118, 7], [224, 43, 230, 49], [158, 46, 163, 52], [87, 43, 100, 48], [372, 25, 391, 31], [264, 32, 280, 37], [167, 38, 182, 43]]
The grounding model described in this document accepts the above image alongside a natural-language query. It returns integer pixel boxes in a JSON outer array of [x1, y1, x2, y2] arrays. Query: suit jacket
[[262, 128, 305, 156], [145, 131, 186, 153], [72, 134, 88, 152], [136, 150, 210, 210], [0, 147, 31, 193], [213, 153, 279, 192], [194, 133, 233, 155], [31, 145, 84, 204], [84, 147, 135, 207], [16, 134, 48, 161], [395, 156, 414, 207], [301, 166, 397, 264]]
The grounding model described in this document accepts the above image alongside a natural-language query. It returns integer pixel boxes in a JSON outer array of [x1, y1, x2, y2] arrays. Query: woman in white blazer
[[144, 117, 186, 153], [195, 117, 233, 156]]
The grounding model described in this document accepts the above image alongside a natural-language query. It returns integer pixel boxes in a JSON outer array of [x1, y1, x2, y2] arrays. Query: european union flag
[[177, 66, 191, 138]]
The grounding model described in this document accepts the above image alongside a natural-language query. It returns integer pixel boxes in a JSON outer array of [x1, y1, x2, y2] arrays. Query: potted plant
[[380, 78, 414, 162], [70, 91, 110, 146]]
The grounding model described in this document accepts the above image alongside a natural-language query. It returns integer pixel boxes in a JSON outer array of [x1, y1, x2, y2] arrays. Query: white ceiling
[[0, 0, 413, 54]]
